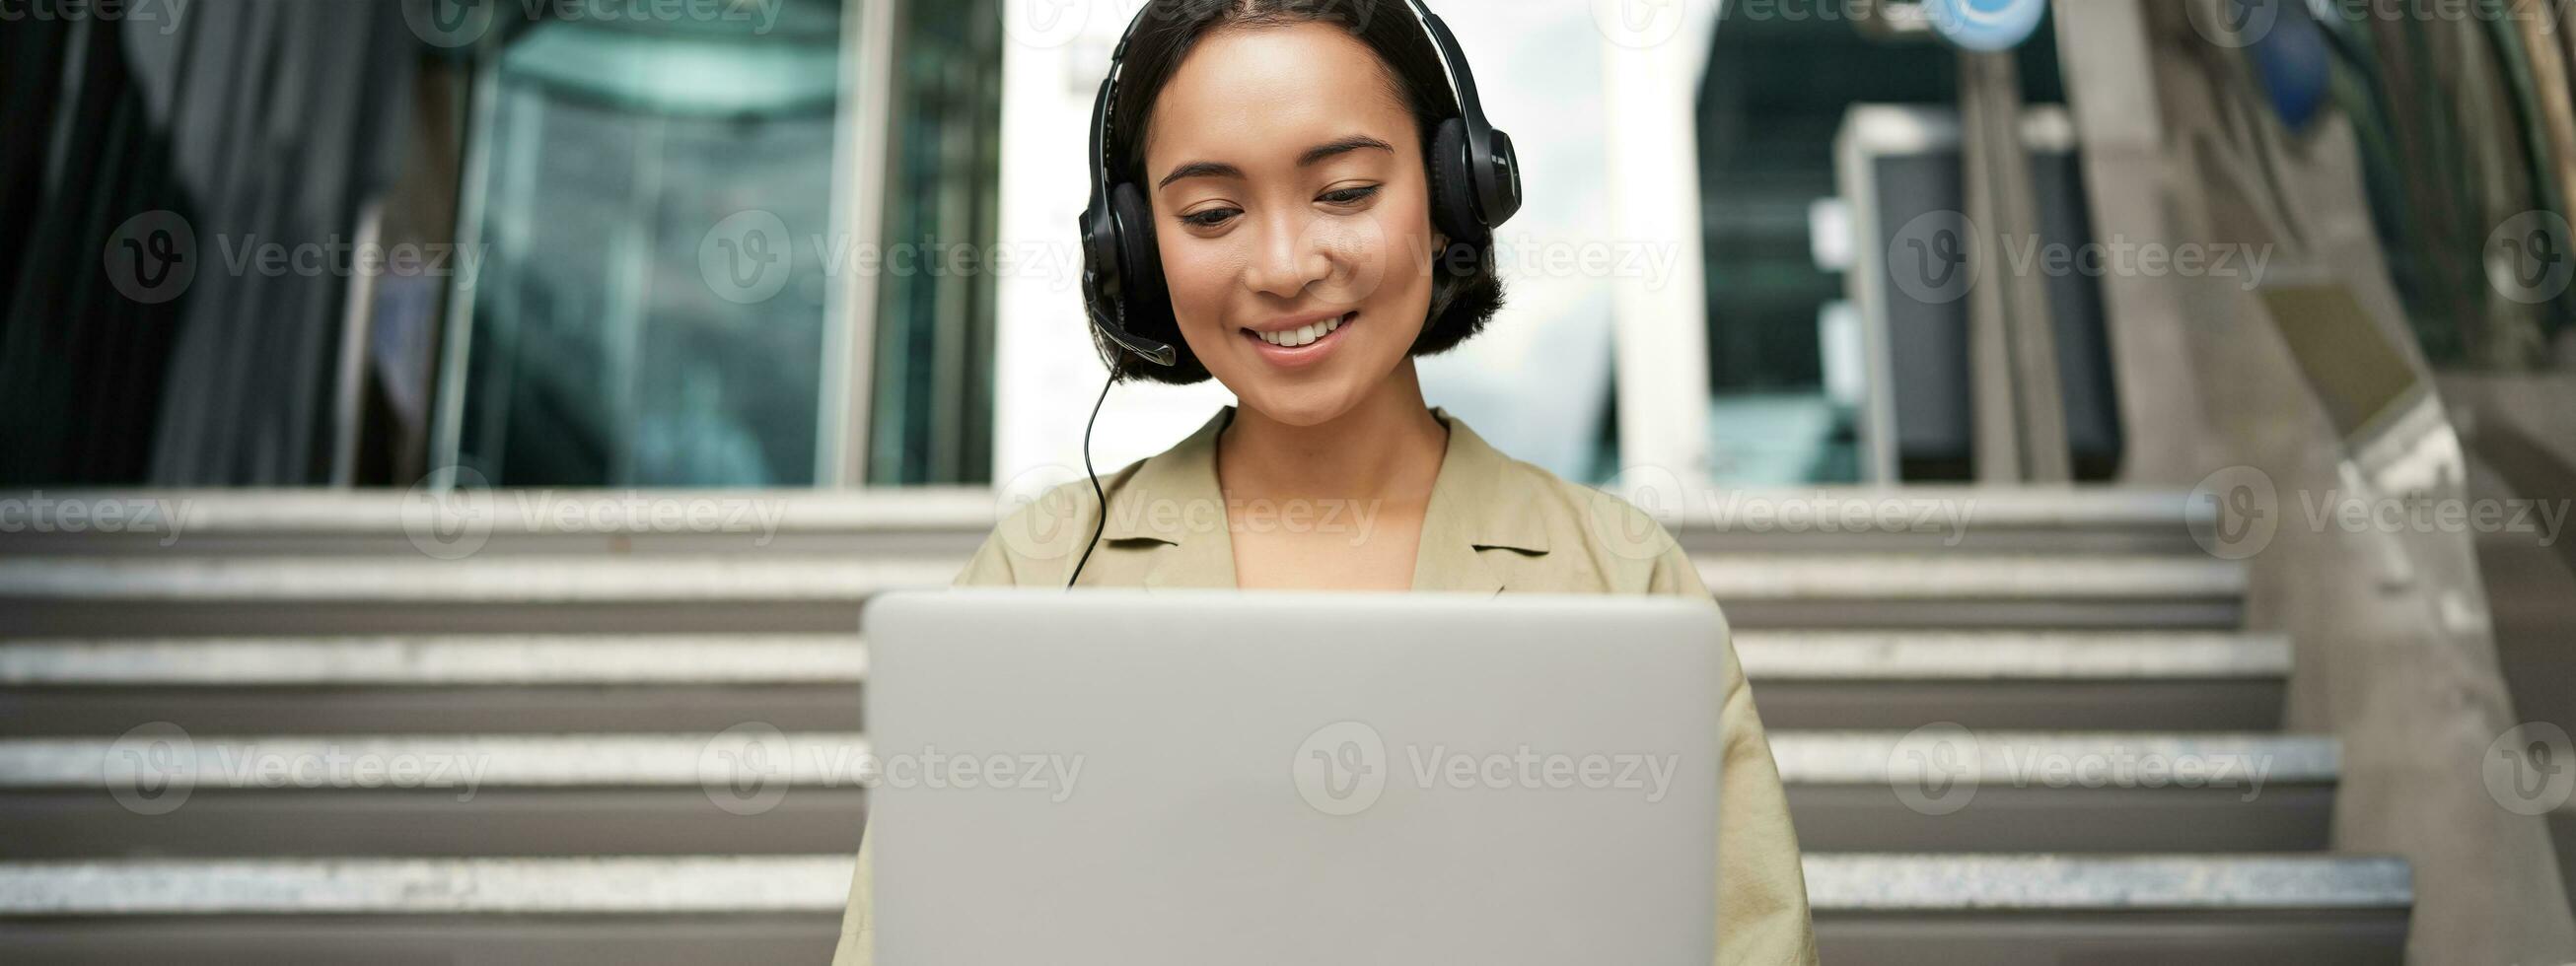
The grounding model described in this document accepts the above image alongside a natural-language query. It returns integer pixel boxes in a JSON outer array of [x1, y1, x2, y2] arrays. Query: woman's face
[[1142, 22, 1440, 426]]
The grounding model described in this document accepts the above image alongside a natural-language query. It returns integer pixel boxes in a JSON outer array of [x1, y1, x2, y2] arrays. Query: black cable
[[1066, 355, 1120, 588]]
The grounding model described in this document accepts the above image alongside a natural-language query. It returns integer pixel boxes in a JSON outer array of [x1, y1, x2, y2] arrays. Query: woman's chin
[[1232, 383, 1362, 429]]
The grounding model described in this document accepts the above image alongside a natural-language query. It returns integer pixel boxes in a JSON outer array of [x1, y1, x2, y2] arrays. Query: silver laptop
[[861, 588, 1728, 965]]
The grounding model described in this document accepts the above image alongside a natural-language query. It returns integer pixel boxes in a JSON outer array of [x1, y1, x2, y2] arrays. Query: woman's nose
[[1243, 212, 1334, 299]]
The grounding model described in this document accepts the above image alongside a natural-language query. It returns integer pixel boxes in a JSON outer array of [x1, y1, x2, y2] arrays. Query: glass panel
[[868, 0, 1003, 486], [457, 4, 844, 486], [1692, 8, 2068, 484]]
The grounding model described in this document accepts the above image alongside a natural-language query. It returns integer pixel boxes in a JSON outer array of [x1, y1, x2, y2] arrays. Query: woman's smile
[[1241, 309, 1359, 367]]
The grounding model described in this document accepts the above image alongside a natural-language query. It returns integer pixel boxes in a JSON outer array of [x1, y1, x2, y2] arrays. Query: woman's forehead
[[1144, 22, 1413, 171]]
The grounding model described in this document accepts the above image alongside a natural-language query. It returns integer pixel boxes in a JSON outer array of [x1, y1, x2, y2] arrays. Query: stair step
[[1775, 732, 2338, 852], [1803, 853, 2409, 910], [1, 631, 2289, 733], [0, 860, 2410, 963], [1737, 632, 2289, 679], [0, 636, 875, 685], [5, 488, 2205, 556], [0, 852, 2409, 916], [0, 732, 2336, 791], [0, 554, 2246, 636], [1741, 632, 2290, 729], [0, 854, 2409, 966], [0, 732, 2336, 857], [0, 856, 852, 915], [0, 554, 2243, 603], [1805, 854, 2412, 966], [2, 630, 2282, 685]]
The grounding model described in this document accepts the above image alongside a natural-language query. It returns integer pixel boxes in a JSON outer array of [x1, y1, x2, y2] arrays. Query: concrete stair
[[0, 489, 2409, 963]]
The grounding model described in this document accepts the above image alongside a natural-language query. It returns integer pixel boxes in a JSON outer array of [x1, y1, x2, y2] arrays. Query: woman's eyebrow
[[1155, 135, 1395, 190], [1296, 134, 1394, 167]]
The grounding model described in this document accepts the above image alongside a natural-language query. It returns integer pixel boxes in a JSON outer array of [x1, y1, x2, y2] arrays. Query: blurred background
[[2, 0, 2574, 963]]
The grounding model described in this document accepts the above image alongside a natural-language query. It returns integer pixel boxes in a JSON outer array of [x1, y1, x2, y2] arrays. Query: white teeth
[[1257, 314, 1348, 347]]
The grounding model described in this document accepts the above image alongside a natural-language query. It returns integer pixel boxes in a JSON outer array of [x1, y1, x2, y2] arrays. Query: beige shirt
[[832, 407, 1819, 965]]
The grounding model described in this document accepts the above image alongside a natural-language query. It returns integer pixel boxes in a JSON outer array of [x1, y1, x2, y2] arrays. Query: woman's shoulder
[[1450, 432, 1699, 598], [966, 409, 1234, 587], [964, 458, 1147, 587]]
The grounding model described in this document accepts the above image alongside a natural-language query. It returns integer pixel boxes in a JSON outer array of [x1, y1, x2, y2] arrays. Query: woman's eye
[[1181, 207, 1239, 229], [1321, 185, 1380, 207]]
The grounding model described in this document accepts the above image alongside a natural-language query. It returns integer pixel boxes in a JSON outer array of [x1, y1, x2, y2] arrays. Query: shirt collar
[[1101, 406, 1550, 591]]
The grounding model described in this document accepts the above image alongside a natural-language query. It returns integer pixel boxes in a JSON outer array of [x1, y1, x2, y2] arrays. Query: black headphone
[[1076, 0, 1525, 369]]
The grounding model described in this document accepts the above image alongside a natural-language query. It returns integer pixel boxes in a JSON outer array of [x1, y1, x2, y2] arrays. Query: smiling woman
[[834, 1, 1816, 963]]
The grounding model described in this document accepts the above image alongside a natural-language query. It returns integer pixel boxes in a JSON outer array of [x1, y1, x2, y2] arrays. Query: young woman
[[834, 2, 1816, 962]]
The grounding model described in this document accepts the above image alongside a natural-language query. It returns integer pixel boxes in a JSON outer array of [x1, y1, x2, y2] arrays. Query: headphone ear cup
[[1109, 182, 1170, 323], [1426, 118, 1481, 244]]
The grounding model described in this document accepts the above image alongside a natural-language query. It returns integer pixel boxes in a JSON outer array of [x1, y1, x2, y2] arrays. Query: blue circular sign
[[1924, 0, 2047, 52]]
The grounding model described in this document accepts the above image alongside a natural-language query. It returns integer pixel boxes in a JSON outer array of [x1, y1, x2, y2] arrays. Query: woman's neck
[[1216, 361, 1449, 505]]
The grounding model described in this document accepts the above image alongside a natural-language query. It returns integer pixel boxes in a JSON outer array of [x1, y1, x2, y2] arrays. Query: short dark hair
[[1092, 0, 1507, 384]]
